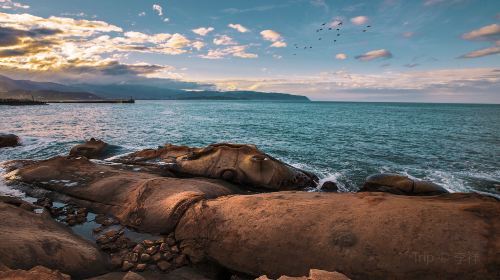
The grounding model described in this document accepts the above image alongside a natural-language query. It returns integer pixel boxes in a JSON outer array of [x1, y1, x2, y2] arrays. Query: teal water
[[1, 100, 499, 195]]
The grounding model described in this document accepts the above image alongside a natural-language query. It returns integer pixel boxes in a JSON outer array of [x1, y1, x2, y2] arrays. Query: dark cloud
[[0, 26, 61, 46]]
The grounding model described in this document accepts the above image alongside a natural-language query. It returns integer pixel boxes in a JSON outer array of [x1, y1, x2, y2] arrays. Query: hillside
[[0, 75, 310, 101]]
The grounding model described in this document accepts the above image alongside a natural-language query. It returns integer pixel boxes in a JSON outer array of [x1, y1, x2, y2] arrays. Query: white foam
[[0, 167, 26, 198]]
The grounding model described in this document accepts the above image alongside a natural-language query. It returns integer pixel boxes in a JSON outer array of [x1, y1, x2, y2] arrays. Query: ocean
[[1, 100, 499, 196]]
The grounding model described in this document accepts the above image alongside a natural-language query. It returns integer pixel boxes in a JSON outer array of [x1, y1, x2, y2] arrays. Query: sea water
[[1, 100, 499, 196]]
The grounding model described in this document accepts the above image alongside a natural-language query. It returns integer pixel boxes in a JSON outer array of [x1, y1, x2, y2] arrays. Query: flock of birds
[[292, 20, 372, 56]]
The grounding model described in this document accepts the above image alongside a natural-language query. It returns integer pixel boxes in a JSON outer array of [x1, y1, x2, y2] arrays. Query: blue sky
[[0, 0, 499, 102]]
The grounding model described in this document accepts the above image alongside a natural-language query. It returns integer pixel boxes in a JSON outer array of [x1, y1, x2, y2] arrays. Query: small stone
[[143, 239, 154, 247], [145, 246, 158, 255], [170, 245, 179, 253], [134, 263, 147, 272], [162, 252, 173, 260], [152, 253, 162, 262], [130, 253, 139, 263], [157, 260, 171, 271], [140, 253, 151, 263], [132, 244, 144, 254], [159, 242, 169, 252], [122, 260, 134, 271], [154, 237, 165, 245]]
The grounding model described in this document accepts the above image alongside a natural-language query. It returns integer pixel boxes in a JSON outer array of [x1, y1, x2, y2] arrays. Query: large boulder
[[175, 192, 499, 279], [360, 173, 449, 196], [0, 198, 110, 278], [5, 156, 240, 234], [69, 138, 108, 158], [114, 143, 318, 191], [0, 133, 19, 148]]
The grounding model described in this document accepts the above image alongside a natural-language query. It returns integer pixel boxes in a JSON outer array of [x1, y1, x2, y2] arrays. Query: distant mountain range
[[0, 75, 310, 101]]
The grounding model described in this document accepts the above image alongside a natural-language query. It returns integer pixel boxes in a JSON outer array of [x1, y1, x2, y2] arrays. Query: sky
[[0, 0, 499, 102]]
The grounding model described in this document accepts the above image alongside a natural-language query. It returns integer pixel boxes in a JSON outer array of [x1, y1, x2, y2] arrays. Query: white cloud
[[191, 41, 205, 50], [192, 27, 214, 36], [270, 41, 287, 48], [228, 23, 249, 33], [335, 53, 347, 60], [260, 29, 286, 48], [462, 24, 500, 41], [152, 4, 163, 16], [213, 35, 236, 45], [350, 16, 369, 26], [138, 11, 146, 17], [460, 46, 500, 58], [260, 29, 282, 42], [0, 0, 29, 9], [355, 49, 392, 61], [200, 45, 257, 59], [272, 54, 282, 59], [163, 18, 169, 22]]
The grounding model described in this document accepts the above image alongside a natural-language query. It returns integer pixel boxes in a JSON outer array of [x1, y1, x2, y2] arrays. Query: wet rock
[[145, 246, 158, 255], [320, 181, 338, 192], [114, 143, 318, 190], [0, 198, 110, 278], [69, 138, 108, 159], [0, 133, 19, 148], [8, 156, 241, 234], [360, 173, 449, 196], [175, 191, 499, 279]]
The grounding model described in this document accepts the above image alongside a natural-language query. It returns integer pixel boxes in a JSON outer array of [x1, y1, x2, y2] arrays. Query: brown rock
[[320, 181, 338, 192], [0, 265, 70, 280], [152, 253, 162, 262], [0, 199, 109, 278], [145, 246, 158, 255], [173, 254, 187, 266], [69, 138, 108, 159], [121, 261, 134, 271], [7, 156, 240, 234], [139, 253, 151, 263], [156, 260, 171, 271], [360, 173, 449, 196], [0, 133, 19, 148], [134, 263, 146, 272], [176, 192, 499, 279], [114, 143, 318, 190], [122, 271, 146, 280], [132, 244, 144, 254]]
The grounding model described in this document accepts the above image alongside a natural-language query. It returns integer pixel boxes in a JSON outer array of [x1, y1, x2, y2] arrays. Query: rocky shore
[[0, 139, 498, 280]]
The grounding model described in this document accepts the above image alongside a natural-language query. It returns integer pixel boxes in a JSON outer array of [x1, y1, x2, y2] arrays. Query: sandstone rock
[[0, 265, 70, 280], [69, 138, 108, 159], [0, 133, 19, 148], [0, 198, 110, 278], [360, 173, 449, 196], [114, 143, 318, 190], [7, 156, 241, 234], [176, 192, 499, 279], [260, 269, 351, 280]]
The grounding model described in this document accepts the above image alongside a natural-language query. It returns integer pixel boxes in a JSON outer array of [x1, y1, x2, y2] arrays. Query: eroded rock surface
[[0, 265, 70, 280], [360, 173, 449, 196], [6, 156, 241, 234], [0, 198, 110, 278], [69, 138, 108, 159], [114, 143, 318, 191], [0, 133, 19, 148], [257, 269, 351, 280], [176, 192, 499, 279]]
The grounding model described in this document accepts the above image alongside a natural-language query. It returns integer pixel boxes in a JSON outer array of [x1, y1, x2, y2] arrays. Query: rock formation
[[0, 197, 109, 278], [257, 269, 351, 280], [360, 173, 449, 195], [114, 143, 318, 190], [69, 138, 108, 158], [175, 191, 499, 279], [0, 133, 19, 148]]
